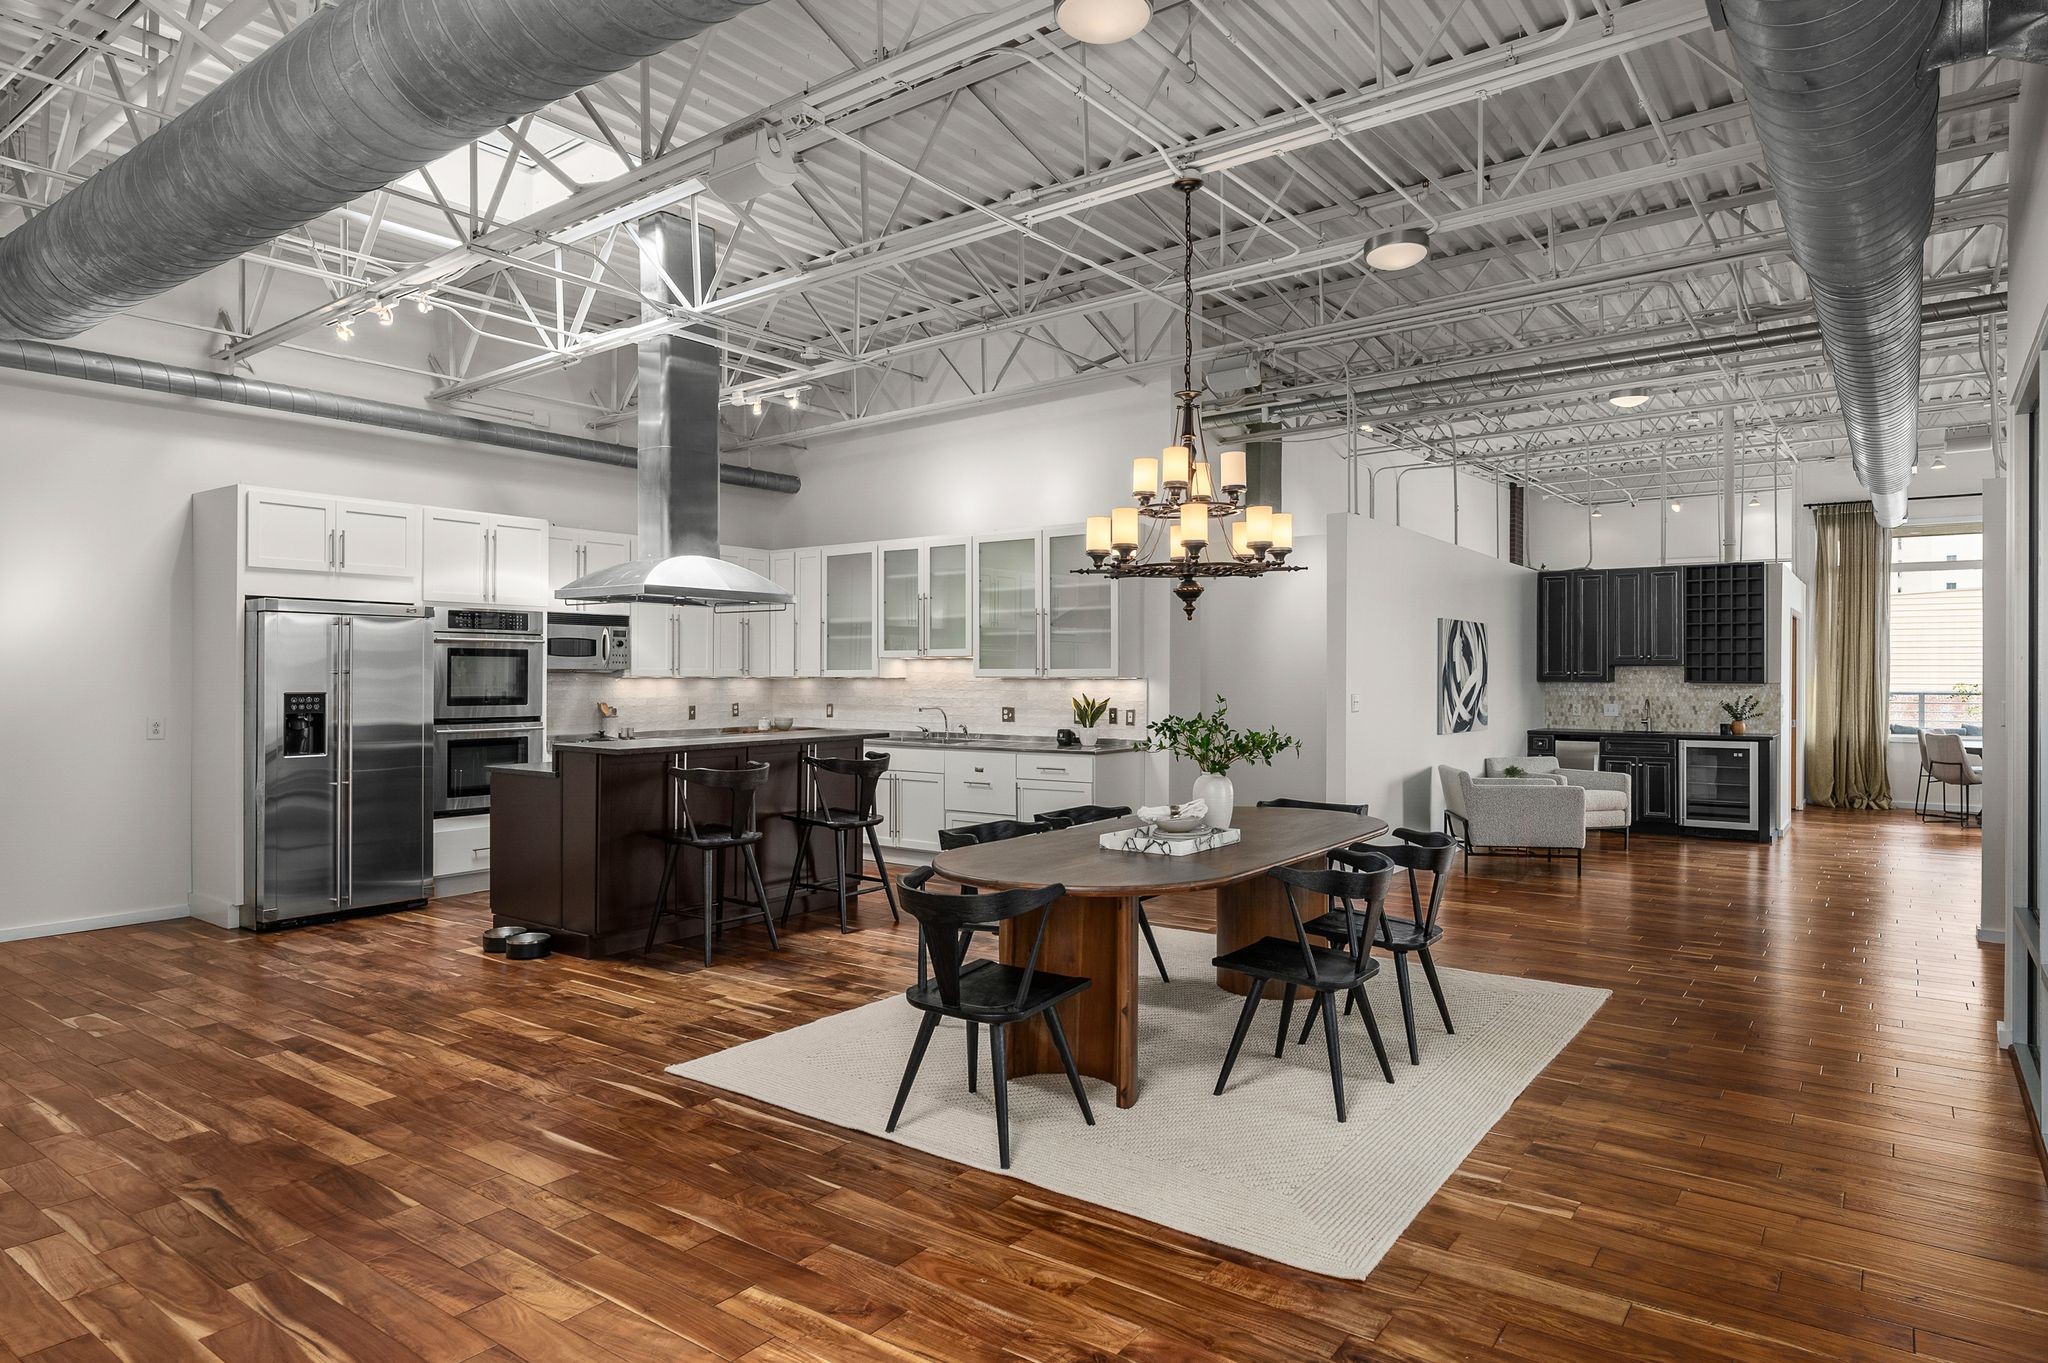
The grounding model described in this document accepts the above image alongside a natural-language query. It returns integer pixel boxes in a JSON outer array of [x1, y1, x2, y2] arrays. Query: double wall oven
[[431, 608, 544, 815]]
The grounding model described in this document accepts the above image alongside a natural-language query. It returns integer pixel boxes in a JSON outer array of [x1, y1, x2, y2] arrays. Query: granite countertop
[[1535, 726, 1778, 742], [873, 731, 1145, 754], [549, 727, 887, 755]]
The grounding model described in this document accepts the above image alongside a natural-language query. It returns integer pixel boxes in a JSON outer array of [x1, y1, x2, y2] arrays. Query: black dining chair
[[889, 865, 1094, 1168], [936, 818, 1050, 850], [645, 761, 779, 966], [1297, 831, 1456, 1065], [1034, 804, 1171, 982], [1258, 797, 1371, 816], [1211, 857, 1397, 1121], [780, 753, 899, 932]]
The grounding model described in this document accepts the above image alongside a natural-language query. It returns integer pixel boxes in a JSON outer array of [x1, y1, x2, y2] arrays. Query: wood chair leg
[[1136, 905, 1170, 981], [990, 1023, 1012, 1169], [644, 842, 680, 954], [865, 825, 900, 922], [1351, 986, 1395, 1083], [966, 1020, 978, 1093], [832, 829, 850, 933], [780, 826, 812, 923], [1274, 984, 1297, 1058], [1044, 1009, 1094, 1125], [1393, 952, 1420, 1065], [741, 847, 779, 951], [886, 1012, 940, 1132], [1419, 947, 1454, 1033], [1319, 986, 1348, 1123], [1214, 983, 1264, 1095]]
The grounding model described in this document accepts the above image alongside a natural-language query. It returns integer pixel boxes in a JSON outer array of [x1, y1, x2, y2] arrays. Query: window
[[1888, 524, 1983, 734]]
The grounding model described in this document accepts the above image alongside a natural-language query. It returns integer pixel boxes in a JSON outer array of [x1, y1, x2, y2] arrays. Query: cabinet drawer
[[1017, 779, 1090, 824], [1600, 735, 1676, 760], [432, 814, 493, 877], [867, 744, 946, 775], [945, 750, 1017, 815], [1017, 752, 1094, 782]]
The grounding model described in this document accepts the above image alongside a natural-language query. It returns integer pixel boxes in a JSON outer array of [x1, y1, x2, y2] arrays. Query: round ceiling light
[[1364, 227, 1430, 271], [1607, 389, 1651, 409], [1056, 0, 1152, 44]]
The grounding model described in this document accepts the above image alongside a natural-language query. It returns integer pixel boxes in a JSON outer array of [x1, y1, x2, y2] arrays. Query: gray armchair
[[1483, 757, 1634, 849]]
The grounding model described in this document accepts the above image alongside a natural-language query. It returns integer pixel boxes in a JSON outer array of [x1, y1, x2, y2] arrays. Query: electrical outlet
[[1602, 702, 1620, 717], [1001, 706, 1015, 723], [1124, 708, 1135, 726], [826, 703, 834, 718], [1350, 693, 1361, 714], [688, 704, 696, 720], [731, 702, 741, 717], [146, 717, 165, 741]]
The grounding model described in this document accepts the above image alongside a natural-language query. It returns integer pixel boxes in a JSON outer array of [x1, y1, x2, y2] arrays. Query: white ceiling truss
[[0, 0, 2015, 508]]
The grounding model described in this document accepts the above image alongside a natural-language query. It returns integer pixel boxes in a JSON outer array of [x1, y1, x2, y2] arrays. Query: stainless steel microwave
[[546, 612, 630, 674]]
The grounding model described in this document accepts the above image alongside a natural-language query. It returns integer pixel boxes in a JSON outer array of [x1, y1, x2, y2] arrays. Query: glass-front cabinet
[[822, 545, 877, 676], [1043, 527, 1114, 677], [880, 537, 973, 659], [975, 534, 1041, 677], [973, 526, 1125, 678]]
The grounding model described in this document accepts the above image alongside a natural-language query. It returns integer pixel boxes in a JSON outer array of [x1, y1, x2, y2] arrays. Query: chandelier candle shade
[[1075, 175, 1306, 618]]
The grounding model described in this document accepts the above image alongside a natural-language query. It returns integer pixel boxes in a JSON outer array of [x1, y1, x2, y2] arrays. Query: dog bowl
[[504, 931, 552, 961], [482, 925, 527, 953], [1152, 809, 1205, 834]]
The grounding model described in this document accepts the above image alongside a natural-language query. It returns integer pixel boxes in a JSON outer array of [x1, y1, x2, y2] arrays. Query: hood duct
[[0, 338, 797, 493], [0, 0, 769, 341], [1714, 0, 1944, 528], [556, 213, 793, 608]]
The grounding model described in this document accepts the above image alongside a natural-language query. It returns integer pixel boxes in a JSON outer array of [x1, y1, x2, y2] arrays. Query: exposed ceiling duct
[[1713, 0, 1946, 528], [556, 214, 794, 607], [0, 0, 770, 342], [1927, 0, 2048, 63], [0, 338, 798, 494]]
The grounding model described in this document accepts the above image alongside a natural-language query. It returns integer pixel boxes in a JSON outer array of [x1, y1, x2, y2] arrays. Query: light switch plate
[[146, 717, 165, 741], [1124, 708, 1135, 726], [1001, 706, 1015, 723], [826, 703, 834, 718]]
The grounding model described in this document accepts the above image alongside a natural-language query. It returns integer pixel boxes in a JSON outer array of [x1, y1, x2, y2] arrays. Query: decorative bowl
[[769, 716, 796, 731], [1152, 808, 1205, 834]]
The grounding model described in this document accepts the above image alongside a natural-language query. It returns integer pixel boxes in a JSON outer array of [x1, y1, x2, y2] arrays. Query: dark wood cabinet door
[[1636, 757, 1676, 822], [1645, 567, 1684, 664], [1569, 571, 1609, 679], [1537, 572, 1573, 680], [1606, 569, 1645, 664]]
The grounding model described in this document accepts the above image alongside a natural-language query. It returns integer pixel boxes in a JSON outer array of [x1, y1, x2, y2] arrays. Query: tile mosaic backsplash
[[1544, 667, 1782, 733], [548, 660, 1150, 741]]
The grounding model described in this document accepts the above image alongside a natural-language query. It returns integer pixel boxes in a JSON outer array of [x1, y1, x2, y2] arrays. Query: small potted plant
[[1721, 694, 1762, 736], [1071, 693, 1111, 747], [1139, 695, 1303, 830]]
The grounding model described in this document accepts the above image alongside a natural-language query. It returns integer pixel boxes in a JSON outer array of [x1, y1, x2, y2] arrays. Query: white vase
[[1192, 771, 1236, 831]]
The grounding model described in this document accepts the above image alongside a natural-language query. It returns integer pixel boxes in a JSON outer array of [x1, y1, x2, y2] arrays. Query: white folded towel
[[1135, 799, 1207, 823]]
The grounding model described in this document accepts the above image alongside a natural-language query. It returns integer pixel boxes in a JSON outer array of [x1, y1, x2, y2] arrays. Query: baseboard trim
[[187, 892, 239, 930], [1979, 926, 2008, 945], [0, 903, 190, 944]]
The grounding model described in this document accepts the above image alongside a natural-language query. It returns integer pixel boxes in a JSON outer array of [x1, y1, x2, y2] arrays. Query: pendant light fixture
[[1364, 227, 1430, 271], [1075, 175, 1305, 619], [1056, 0, 1152, 44]]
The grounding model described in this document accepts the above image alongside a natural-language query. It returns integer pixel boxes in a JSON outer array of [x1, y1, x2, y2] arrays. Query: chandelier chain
[[1181, 179, 1195, 399]]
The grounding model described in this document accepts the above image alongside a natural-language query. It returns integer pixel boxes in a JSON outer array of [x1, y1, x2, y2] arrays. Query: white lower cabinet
[[1017, 779, 1091, 824], [431, 813, 493, 879]]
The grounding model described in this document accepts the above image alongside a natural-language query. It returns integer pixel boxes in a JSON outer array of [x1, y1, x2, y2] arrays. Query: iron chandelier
[[1074, 174, 1304, 619]]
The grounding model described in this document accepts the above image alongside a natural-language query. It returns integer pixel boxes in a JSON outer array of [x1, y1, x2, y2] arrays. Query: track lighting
[[370, 303, 393, 327], [784, 390, 801, 409], [334, 320, 354, 342], [750, 399, 763, 417], [415, 293, 435, 313], [1669, 499, 1682, 513], [1364, 227, 1430, 271]]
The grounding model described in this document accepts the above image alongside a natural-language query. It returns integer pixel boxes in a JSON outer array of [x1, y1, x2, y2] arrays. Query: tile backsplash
[[1544, 667, 1782, 733], [548, 660, 1149, 740]]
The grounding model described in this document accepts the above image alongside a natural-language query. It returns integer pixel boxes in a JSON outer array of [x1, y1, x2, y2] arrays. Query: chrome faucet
[[1641, 698, 1653, 731], [918, 705, 949, 737]]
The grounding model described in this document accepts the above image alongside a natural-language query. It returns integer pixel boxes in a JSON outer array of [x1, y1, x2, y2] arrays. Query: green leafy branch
[[1139, 695, 1303, 777]]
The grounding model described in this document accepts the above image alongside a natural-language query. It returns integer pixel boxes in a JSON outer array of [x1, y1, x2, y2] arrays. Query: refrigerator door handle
[[329, 617, 345, 906], [341, 617, 355, 908]]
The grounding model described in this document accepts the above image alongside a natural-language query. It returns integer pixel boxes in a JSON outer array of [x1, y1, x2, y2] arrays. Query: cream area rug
[[671, 926, 1607, 1279]]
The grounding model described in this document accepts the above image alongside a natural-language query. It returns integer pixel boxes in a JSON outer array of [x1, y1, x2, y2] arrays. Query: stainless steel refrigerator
[[245, 599, 434, 928]]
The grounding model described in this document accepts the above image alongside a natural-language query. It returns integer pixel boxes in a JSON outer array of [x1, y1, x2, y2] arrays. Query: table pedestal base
[[998, 894, 1139, 1108], [1215, 854, 1327, 998]]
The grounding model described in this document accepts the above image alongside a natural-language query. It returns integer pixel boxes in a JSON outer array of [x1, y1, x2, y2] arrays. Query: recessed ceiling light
[[1364, 227, 1430, 271], [1608, 389, 1651, 409], [1056, 0, 1152, 44]]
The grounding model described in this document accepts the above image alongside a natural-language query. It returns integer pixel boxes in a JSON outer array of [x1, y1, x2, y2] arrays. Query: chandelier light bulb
[[1086, 516, 1112, 557], [1230, 521, 1252, 560], [1178, 502, 1209, 550], [1056, 0, 1152, 44], [1269, 513, 1293, 553], [1219, 449, 1246, 491], [1162, 444, 1191, 489], [1132, 457, 1160, 498], [1246, 504, 1274, 547], [1111, 506, 1141, 551]]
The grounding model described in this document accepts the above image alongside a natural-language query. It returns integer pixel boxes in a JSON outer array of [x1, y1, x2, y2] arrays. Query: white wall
[[1325, 511, 1543, 829], [1528, 487, 1796, 570]]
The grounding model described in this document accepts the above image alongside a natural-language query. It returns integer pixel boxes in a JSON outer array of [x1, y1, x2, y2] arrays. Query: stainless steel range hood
[[557, 214, 793, 608]]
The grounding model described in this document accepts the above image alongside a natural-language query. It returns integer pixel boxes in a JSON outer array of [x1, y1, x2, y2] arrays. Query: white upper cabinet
[[927, 539, 971, 656], [880, 542, 922, 659], [549, 526, 635, 612], [792, 548, 824, 677], [243, 489, 418, 603], [880, 538, 973, 659], [974, 533, 1041, 677], [1042, 525, 1116, 677], [423, 507, 548, 607], [822, 545, 878, 677], [973, 527, 1129, 678], [768, 551, 798, 677]]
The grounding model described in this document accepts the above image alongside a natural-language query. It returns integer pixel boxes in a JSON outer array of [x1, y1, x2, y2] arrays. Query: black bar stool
[[1033, 804, 1172, 982], [645, 760, 778, 967], [780, 752, 899, 932]]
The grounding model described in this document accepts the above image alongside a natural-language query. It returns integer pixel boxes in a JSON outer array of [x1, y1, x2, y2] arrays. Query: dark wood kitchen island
[[488, 729, 888, 958]]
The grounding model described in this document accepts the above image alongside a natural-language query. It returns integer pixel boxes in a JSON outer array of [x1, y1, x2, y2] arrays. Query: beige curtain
[[1808, 502, 1892, 808]]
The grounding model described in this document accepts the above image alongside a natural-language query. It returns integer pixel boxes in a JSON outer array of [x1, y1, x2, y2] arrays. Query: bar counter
[[489, 728, 888, 958]]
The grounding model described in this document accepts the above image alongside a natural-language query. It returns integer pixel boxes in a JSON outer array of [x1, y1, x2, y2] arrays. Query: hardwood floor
[[0, 809, 2042, 1362]]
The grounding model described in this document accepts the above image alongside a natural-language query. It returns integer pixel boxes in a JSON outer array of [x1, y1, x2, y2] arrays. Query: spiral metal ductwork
[[0, 339, 800, 494], [1715, 0, 1945, 528], [1927, 0, 2048, 65], [0, 0, 768, 341]]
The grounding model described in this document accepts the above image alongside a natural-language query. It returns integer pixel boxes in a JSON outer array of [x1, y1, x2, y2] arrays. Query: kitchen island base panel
[[997, 895, 1140, 1108]]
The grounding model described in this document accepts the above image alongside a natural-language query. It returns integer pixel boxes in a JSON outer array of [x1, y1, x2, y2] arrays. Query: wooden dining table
[[931, 806, 1388, 1108]]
